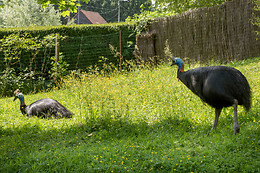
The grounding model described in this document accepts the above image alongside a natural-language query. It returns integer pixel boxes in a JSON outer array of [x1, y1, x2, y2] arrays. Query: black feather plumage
[[171, 57, 251, 134], [177, 66, 251, 110], [14, 89, 73, 118]]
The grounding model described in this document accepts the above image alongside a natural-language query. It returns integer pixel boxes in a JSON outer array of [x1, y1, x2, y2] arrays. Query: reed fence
[[136, 0, 260, 63]]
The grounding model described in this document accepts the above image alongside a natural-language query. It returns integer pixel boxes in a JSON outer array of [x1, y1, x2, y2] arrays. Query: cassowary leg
[[233, 99, 240, 134], [213, 108, 222, 130]]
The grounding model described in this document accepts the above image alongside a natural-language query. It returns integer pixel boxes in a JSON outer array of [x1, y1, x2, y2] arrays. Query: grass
[[0, 57, 259, 172]]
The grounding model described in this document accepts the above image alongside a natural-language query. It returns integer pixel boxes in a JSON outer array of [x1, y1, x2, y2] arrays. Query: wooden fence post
[[55, 34, 60, 70], [119, 30, 122, 71], [54, 34, 60, 82]]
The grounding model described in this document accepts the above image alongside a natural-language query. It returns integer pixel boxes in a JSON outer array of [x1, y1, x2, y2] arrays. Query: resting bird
[[171, 57, 251, 134], [13, 89, 73, 118]]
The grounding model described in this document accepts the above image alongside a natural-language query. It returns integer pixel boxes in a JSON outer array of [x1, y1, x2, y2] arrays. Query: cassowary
[[13, 89, 73, 118], [171, 57, 251, 134]]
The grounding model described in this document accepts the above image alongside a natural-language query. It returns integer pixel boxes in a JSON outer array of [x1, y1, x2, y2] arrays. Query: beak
[[13, 96, 18, 102]]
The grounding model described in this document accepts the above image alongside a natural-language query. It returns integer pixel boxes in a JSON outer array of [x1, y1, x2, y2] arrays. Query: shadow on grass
[[0, 112, 235, 142], [1, 111, 259, 172], [79, 113, 208, 139], [2, 106, 259, 147], [1, 107, 258, 144]]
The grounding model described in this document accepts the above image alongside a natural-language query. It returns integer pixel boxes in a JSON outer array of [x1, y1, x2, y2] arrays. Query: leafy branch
[[37, 0, 90, 17]]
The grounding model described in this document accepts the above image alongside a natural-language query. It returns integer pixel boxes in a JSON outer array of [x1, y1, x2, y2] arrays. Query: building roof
[[79, 10, 107, 24]]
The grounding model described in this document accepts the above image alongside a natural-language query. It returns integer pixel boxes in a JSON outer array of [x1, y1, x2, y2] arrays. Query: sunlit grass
[[0, 57, 259, 172]]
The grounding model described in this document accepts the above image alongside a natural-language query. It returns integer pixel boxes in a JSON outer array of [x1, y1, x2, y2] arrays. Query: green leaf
[[61, 10, 71, 17]]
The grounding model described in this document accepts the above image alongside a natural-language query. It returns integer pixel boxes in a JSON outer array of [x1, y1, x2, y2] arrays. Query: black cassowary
[[171, 57, 251, 134], [13, 89, 73, 118]]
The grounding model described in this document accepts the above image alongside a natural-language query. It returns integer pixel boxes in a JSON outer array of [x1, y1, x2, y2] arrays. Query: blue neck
[[19, 97, 24, 107], [17, 93, 25, 107], [178, 64, 182, 72], [173, 58, 184, 73]]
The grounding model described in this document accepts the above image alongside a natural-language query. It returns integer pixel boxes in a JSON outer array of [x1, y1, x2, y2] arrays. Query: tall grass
[[0, 58, 259, 172]]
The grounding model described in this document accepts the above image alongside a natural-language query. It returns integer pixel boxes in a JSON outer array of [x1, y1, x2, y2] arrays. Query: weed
[[0, 57, 259, 172]]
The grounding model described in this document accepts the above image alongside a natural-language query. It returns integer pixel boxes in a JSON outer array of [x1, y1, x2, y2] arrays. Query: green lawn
[[0, 58, 259, 172]]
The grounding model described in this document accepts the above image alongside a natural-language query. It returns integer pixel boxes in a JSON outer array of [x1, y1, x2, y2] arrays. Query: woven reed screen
[[136, 0, 260, 63]]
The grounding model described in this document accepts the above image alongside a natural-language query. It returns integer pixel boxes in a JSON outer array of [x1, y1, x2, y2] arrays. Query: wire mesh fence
[[0, 30, 136, 96], [60, 30, 135, 70]]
